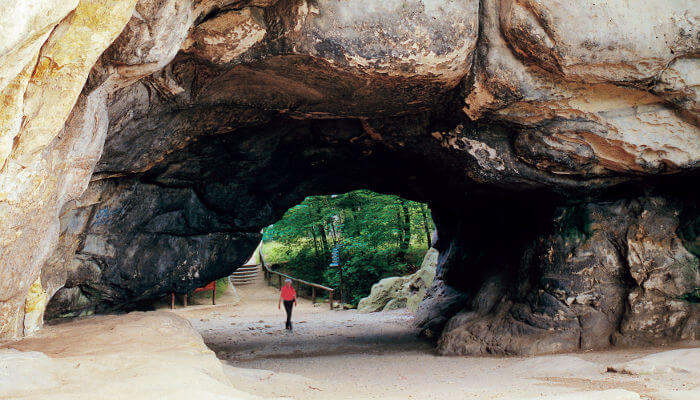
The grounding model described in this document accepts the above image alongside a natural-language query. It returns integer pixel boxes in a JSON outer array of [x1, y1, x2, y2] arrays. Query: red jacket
[[281, 286, 296, 301]]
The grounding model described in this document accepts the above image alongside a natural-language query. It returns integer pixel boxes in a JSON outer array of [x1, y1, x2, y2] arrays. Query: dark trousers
[[283, 300, 294, 329]]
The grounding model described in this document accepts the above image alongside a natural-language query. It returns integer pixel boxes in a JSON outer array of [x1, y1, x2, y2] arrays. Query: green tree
[[262, 190, 434, 305]]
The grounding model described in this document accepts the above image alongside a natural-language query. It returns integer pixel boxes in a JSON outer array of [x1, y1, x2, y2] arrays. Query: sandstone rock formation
[[430, 196, 699, 355], [358, 247, 438, 313], [0, 311, 259, 399], [0, 0, 140, 338], [0, 0, 698, 356], [608, 348, 700, 376]]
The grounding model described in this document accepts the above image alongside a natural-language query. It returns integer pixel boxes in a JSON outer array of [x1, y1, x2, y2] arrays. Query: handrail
[[258, 246, 336, 310]]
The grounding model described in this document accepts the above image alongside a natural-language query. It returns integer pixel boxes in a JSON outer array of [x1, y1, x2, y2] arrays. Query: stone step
[[233, 269, 258, 274], [232, 271, 258, 277], [230, 264, 261, 285]]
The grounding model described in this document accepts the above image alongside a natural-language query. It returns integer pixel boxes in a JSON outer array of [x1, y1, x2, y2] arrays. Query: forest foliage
[[262, 190, 435, 305]]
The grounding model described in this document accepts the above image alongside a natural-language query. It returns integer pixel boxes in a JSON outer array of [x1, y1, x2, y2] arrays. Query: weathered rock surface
[[291, 0, 479, 85], [607, 348, 700, 400], [0, 0, 698, 358], [608, 348, 700, 375], [0, 311, 259, 399], [357, 277, 407, 313], [358, 247, 438, 313], [432, 196, 699, 355], [499, 0, 697, 84], [0, 0, 139, 338], [466, 0, 700, 176], [182, 7, 266, 64]]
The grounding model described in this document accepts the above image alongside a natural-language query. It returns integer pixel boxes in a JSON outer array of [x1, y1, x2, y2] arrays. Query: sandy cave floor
[[0, 274, 698, 399], [170, 278, 700, 400]]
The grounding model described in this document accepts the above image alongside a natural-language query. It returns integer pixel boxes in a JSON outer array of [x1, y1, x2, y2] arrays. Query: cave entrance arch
[[42, 116, 561, 348], [41, 115, 698, 357], [43, 117, 464, 321]]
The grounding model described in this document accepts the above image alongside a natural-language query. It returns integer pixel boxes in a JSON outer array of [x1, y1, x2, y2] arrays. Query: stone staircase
[[230, 263, 261, 285]]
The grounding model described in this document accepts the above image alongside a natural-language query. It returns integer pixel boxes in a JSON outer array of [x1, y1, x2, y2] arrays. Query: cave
[[1, 0, 698, 363], [38, 96, 700, 355], [39, 108, 700, 354]]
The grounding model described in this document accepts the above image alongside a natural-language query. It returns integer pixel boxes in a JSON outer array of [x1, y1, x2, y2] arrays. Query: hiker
[[278, 279, 297, 330]]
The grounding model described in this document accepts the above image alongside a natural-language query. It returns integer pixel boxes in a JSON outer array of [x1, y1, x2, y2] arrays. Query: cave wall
[[44, 116, 458, 317], [0, 0, 698, 353], [419, 193, 699, 355]]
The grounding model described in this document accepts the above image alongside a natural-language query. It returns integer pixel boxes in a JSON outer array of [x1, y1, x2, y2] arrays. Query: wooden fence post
[[260, 265, 335, 311]]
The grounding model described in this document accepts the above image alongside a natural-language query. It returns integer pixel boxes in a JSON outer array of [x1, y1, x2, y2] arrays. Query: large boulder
[[357, 277, 406, 313], [358, 248, 438, 313]]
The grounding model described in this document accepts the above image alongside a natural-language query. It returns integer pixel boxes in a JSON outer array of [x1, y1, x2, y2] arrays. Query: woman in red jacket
[[278, 279, 297, 330]]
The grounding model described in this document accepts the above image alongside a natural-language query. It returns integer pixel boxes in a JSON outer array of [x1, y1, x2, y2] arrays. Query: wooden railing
[[259, 247, 336, 310]]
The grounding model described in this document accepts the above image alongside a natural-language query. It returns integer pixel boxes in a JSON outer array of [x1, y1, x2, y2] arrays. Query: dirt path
[[172, 270, 430, 361], [2, 272, 695, 400], [171, 271, 700, 400]]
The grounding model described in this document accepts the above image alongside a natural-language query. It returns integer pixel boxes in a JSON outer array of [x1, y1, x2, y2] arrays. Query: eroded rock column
[[428, 195, 699, 355]]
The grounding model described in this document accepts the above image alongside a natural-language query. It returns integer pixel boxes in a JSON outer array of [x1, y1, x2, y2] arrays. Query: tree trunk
[[310, 226, 322, 268], [319, 224, 330, 263], [420, 203, 432, 247], [395, 207, 403, 247], [397, 199, 411, 262]]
